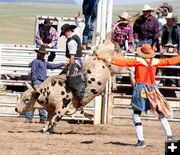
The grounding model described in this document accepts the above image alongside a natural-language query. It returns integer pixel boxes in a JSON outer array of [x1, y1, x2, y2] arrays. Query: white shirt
[[68, 40, 78, 55], [68, 18, 81, 55]]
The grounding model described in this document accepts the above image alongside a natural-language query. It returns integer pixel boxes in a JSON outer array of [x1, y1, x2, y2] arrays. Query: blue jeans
[[136, 39, 153, 47], [82, 14, 96, 45], [25, 80, 47, 121], [36, 44, 57, 62], [25, 109, 47, 121]]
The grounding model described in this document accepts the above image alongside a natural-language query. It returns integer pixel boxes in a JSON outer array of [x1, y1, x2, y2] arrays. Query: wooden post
[[94, 95, 102, 124], [106, 0, 113, 33], [107, 76, 113, 123], [101, 80, 109, 124], [96, 0, 102, 46], [101, 0, 108, 42]]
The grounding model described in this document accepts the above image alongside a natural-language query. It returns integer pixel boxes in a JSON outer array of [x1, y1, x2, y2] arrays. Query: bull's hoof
[[41, 127, 54, 134], [41, 127, 48, 133]]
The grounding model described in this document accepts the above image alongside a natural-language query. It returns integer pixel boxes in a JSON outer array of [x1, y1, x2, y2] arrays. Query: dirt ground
[[0, 117, 179, 155]]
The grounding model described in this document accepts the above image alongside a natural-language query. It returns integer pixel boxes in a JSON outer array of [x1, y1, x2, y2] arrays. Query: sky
[[75, 0, 168, 5]]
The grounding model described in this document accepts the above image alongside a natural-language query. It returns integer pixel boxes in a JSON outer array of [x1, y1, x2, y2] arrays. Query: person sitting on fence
[[25, 46, 65, 123], [98, 43, 180, 147], [60, 12, 85, 106], [133, 4, 159, 50], [111, 12, 133, 53], [156, 2, 173, 30], [35, 19, 58, 62], [111, 12, 134, 84], [158, 14, 180, 87], [156, 3, 173, 53]]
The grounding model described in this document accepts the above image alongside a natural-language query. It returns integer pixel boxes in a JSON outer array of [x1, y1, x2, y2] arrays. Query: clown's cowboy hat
[[137, 43, 155, 58], [35, 46, 48, 54], [60, 24, 77, 37]]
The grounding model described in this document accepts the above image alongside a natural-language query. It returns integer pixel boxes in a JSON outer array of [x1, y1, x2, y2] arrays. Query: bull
[[15, 14, 139, 133]]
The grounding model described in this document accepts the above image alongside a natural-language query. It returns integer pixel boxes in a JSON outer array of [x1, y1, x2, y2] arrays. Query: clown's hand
[[97, 54, 112, 63]]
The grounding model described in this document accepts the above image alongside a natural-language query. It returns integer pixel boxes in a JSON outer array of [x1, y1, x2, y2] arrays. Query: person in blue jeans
[[82, 0, 97, 50], [25, 46, 65, 123]]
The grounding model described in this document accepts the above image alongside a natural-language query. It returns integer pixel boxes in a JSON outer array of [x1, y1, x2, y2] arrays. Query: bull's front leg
[[51, 106, 69, 124], [42, 109, 55, 133], [44, 106, 69, 134]]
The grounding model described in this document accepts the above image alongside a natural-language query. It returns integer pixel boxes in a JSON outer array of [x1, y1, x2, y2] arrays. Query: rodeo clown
[[98, 43, 180, 147], [59, 12, 85, 106]]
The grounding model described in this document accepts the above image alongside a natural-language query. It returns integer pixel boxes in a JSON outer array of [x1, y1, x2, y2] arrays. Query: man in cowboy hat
[[60, 12, 85, 106], [35, 18, 58, 62], [111, 12, 134, 84], [112, 12, 133, 53], [159, 14, 180, 87], [97, 43, 180, 147], [133, 4, 159, 50], [25, 46, 65, 123]]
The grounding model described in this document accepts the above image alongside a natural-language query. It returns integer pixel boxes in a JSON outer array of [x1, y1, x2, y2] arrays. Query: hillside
[[0, 0, 75, 3], [0, 1, 179, 44]]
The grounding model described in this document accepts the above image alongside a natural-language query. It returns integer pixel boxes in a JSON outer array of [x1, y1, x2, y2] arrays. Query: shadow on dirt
[[104, 141, 135, 146], [80, 140, 94, 144], [104, 141, 154, 148]]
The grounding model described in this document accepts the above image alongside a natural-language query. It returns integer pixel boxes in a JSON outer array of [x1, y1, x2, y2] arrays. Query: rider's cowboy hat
[[142, 4, 154, 12], [137, 43, 155, 58], [44, 19, 52, 27], [35, 46, 48, 54], [60, 24, 77, 37]]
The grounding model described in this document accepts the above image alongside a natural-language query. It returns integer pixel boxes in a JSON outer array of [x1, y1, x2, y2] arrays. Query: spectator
[[82, 0, 97, 50], [159, 14, 180, 87], [161, 14, 180, 53], [35, 19, 58, 62], [60, 12, 85, 107], [156, 3, 173, 53], [133, 4, 159, 50], [111, 12, 133, 53], [25, 46, 65, 123], [98, 43, 180, 147]]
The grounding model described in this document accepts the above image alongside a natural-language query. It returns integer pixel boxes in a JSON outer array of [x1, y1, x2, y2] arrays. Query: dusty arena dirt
[[0, 117, 179, 155]]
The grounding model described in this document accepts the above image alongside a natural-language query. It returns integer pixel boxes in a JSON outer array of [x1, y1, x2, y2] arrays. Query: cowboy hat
[[44, 19, 52, 27], [60, 24, 77, 37], [35, 46, 48, 54], [160, 2, 173, 13], [119, 12, 130, 20], [117, 12, 131, 24], [137, 43, 155, 58], [142, 4, 154, 12]]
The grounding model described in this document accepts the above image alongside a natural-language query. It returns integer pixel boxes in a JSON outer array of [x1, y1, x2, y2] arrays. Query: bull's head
[[15, 83, 43, 113]]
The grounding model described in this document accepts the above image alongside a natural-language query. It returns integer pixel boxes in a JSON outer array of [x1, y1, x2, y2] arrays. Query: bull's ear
[[25, 82, 32, 89], [32, 92, 40, 99]]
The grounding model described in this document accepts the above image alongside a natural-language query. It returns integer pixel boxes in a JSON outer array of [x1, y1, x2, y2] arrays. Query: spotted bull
[[15, 18, 136, 133], [15, 58, 111, 133]]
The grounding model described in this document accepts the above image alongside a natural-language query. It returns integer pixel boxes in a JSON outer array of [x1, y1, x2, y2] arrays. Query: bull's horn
[[25, 82, 32, 89]]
